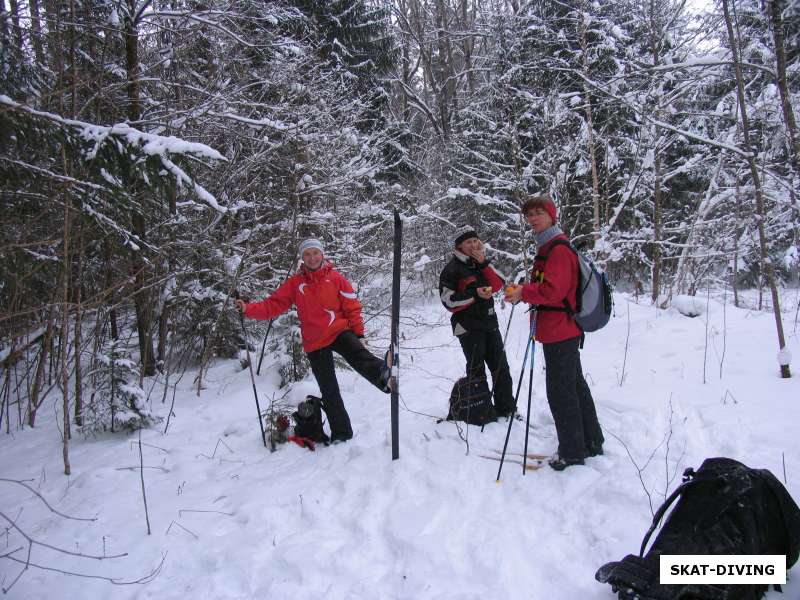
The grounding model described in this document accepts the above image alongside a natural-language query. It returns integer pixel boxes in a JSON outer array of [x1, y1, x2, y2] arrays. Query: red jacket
[[243, 261, 364, 352], [520, 234, 582, 344]]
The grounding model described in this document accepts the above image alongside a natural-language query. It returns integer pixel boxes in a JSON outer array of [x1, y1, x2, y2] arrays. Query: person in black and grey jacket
[[439, 225, 515, 417]]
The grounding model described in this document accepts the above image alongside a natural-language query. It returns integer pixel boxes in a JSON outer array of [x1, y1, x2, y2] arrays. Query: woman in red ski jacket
[[236, 238, 390, 443], [506, 196, 604, 471]]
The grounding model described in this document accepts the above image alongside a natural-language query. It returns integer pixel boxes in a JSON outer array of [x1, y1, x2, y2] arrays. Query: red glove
[[287, 435, 316, 451]]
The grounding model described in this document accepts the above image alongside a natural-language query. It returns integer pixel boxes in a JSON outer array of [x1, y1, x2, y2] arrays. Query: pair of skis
[[479, 450, 551, 471]]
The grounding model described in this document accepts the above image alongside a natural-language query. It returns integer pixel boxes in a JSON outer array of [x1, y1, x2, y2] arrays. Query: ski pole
[[235, 293, 267, 448], [522, 337, 536, 474], [256, 255, 298, 375], [495, 331, 533, 482], [255, 319, 276, 376]]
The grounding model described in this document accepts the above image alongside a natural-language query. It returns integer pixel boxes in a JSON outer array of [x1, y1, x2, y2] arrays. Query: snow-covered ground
[[2, 291, 799, 599]]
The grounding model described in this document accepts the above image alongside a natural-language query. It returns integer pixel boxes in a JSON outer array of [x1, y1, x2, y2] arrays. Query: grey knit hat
[[298, 238, 324, 255], [453, 225, 478, 247]]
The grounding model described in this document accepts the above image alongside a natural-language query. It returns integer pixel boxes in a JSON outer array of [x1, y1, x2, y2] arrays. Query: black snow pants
[[306, 330, 386, 441], [458, 328, 515, 415], [541, 336, 604, 459]]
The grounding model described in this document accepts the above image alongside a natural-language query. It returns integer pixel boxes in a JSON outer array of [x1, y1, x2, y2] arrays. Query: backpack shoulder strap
[[534, 239, 579, 316], [534, 238, 575, 262]]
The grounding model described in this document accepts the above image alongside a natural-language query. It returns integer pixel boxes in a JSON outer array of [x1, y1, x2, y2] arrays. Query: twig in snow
[[606, 398, 682, 516], [720, 277, 728, 379], [721, 389, 739, 405], [129, 441, 169, 454], [1, 551, 166, 592], [0, 478, 95, 521], [662, 397, 687, 501], [0, 510, 127, 569], [703, 281, 711, 384], [197, 438, 234, 460], [177, 509, 234, 517], [115, 466, 169, 472], [619, 301, 631, 386], [165, 521, 198, 540], [138, 431, 151, 535], [605, 429, 656, 516]]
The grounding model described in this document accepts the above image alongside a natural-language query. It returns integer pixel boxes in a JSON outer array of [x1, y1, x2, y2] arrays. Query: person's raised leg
[[331, 330, 390, 393]]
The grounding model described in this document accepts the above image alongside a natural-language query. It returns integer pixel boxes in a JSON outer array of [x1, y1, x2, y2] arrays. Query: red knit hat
[[522, 196, 557, 224]]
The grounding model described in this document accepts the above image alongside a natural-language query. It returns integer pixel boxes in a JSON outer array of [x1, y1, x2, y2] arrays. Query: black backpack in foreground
[[447, 376, 497, 426], [596, 457, 800, 600], [292, 395, 330, 444]]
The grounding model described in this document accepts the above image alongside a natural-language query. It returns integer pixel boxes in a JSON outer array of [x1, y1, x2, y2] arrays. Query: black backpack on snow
[[292, 395, 330, 444], [596, 457, 800, 600], [447, 377, 497, 426]]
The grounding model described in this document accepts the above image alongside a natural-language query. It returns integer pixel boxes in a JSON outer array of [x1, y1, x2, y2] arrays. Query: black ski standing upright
[[390, 210, 402, 460]]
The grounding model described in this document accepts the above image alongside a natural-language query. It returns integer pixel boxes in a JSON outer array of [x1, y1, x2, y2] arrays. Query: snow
[[442, 187, 500, 206], [778, 347, 793, 367], [2, 292, 799, 599], [413, 255, 432, 271], [224, 255, 242, 276], [673, 294, 708, 317]]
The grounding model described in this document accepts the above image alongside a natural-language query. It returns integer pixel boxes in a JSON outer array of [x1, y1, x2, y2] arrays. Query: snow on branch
[[562, 72, 753, 159], [441, 187, 508, 207], [1, 95, 227, 213]]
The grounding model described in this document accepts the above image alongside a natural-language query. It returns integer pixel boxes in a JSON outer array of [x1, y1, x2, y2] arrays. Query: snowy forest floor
[[2, 290, 800, 599]]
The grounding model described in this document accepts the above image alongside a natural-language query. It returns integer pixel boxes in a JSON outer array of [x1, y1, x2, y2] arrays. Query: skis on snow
[[390, 209, 402, 460], [479, 455, 545, 471], [480, 450, 551, 471]]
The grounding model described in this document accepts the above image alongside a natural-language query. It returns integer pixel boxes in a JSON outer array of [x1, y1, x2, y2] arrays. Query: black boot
[[548, 455, 585, 471]]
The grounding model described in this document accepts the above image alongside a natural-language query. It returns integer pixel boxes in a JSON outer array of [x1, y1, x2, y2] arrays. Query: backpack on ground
[[292, 395, 330, 444], [447, 377, 497, 426], [539, 239, 613, 333], [595, 457, 800, 600]]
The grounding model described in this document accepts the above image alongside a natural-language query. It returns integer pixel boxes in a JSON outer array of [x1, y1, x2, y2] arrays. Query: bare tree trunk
[[124, 2, 156, 376], [6, 0, 23, 51], [766, 0, 800, 174], [648, 0, 664, 304], [460, 0, 475, 95], [103, 239, 119, 341], [157, 185, 177, 368], [28, 312, 54, 427], [73, 221, 84, 426], [652, 148, 663, 303], [722, 0, 791, 378], [60, 152, 72, 475], [399, 0, 412, 121], [27, 0, 46, 64], [579, 3, 601, 242], [435, 0, 454, 138]]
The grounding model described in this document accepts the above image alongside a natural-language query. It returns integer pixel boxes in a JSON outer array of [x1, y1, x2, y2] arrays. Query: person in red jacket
[[506, 196, 604, 470], [235, 238, 391, 443]]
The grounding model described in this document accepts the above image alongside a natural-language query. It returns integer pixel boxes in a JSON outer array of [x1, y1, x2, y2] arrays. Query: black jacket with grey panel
[[439, 250, 505, 335]]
